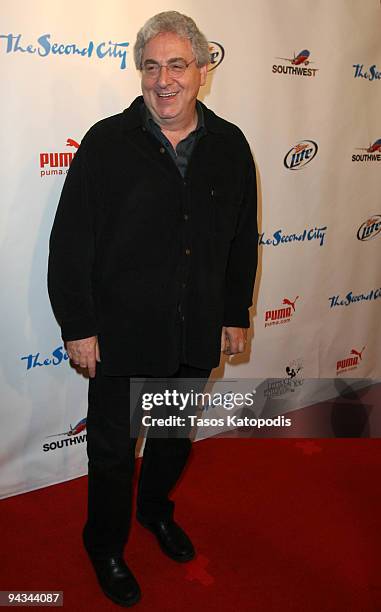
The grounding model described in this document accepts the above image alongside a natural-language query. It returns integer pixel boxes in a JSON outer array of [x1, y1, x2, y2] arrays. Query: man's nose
[[157, 65, 173, 87]]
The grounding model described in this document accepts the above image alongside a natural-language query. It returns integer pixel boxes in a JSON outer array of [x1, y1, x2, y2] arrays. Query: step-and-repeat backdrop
[[1, 0, 380, 498]]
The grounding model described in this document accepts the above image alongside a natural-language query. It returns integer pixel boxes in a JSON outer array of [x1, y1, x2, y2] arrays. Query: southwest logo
[[208, 41, 224, 71], [284, 140, 318, 170], [39, 137, 79, 178], [47, 418, 87, 438], [336, 347, 365, 375], [264, 296, 299, 328], [352, 139, 381, 162], [273, 49, 318, 77], [43, 418, 87, 452], [357, 215, 381, 241]]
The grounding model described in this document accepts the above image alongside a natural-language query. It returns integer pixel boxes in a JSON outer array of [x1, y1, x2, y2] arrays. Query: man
[[48, 10, 257, 608]]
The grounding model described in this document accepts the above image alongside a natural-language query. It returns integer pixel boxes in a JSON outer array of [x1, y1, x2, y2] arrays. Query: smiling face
[[141, 32, 207, 130]]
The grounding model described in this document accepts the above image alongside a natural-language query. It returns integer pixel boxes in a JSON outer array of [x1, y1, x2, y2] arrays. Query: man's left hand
[[221, 326, 247, 355]]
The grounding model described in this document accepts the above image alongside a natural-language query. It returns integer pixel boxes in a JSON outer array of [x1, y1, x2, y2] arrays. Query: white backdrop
[[1, 0, 380, 498]]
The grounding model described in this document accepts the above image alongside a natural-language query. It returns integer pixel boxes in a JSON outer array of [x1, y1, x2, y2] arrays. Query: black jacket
[[48, 96, 258, 375]]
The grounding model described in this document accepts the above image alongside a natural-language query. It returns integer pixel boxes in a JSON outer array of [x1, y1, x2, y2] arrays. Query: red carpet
[[1, 438, 381, 611]]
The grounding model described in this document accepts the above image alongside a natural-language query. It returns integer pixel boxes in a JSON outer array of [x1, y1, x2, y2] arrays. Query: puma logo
[[283, 296, 299, 312]]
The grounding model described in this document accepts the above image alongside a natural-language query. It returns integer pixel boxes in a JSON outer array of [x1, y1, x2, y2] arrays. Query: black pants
[[83, 363, 210, 559]]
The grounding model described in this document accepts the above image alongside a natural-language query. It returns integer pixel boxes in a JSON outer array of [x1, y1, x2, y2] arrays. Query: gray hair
[[134, 11, 210, 69]]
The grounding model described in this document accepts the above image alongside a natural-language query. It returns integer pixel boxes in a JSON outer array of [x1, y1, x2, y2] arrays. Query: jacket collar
[[122, 95, 229, 135]]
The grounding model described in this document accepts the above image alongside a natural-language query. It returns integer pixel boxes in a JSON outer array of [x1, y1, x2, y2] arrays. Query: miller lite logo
[[284, 140, 318, 170], [336, 346, 365, 375], [39, 137, 79, 177], [357, 215, 381, 241], [208, 41, 224, 71], [264, 296, 299, 328]]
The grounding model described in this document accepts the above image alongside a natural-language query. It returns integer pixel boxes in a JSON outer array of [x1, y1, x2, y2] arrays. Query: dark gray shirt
[[142, 102, 206, 177]]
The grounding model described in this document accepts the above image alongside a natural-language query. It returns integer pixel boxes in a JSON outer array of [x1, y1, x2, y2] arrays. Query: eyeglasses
[[142, 58, 197, 78]]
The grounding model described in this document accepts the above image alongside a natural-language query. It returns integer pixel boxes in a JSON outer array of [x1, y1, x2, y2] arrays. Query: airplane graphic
[[47, 417, 87, 438], [276, 49, 312, 66], [283, 296, 299, 311], [350, 347, 365, 361], [355, 139, 381, 153], [66, 138, 80, 149]]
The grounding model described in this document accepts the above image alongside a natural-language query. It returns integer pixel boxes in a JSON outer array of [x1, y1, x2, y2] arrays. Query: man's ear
[[199, 64, 208, 86]]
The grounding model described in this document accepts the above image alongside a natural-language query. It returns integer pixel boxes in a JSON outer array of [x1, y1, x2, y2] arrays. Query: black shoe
[[137, 515, 195, 562], [87, 555, 141, 607]]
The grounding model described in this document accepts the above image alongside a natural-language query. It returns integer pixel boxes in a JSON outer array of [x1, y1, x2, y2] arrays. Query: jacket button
[[185, 248, 191, 256], [159, 146, 165, 154]]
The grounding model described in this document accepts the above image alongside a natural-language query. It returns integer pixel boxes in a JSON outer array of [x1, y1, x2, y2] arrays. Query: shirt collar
[[141, 100, 205, 135], [122, 95, 228, 135]]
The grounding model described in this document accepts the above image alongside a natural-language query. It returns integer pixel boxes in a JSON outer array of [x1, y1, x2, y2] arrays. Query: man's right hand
[[65, 336, 100, 378]]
